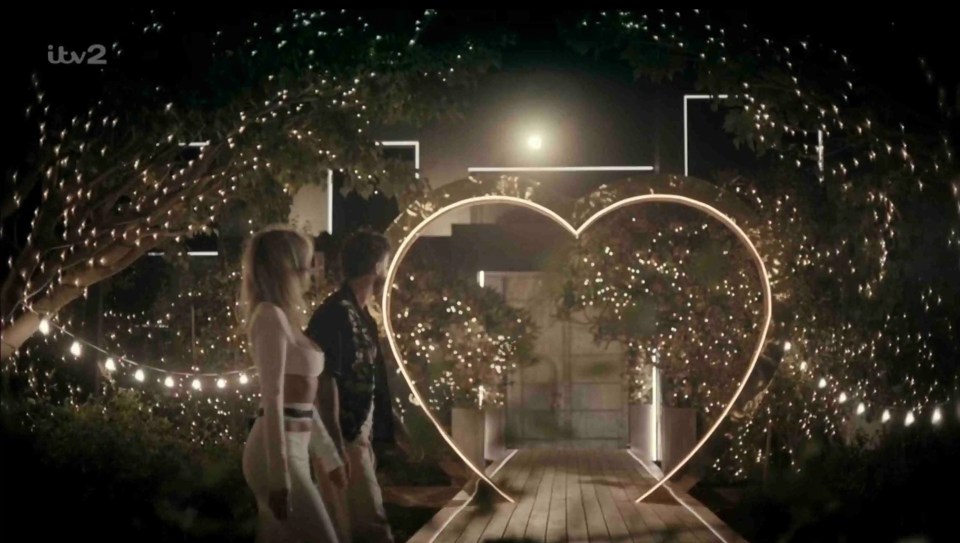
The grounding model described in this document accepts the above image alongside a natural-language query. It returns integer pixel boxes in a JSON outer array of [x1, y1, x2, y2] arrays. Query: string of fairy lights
[[574, 10, 958, 477], [597, 220, 765, 416], [29, 305, 254, 390], [2, 9, 957, 475], [574, 215, 957, 441], [0, 7, 492, 455], [2, 7, 478, 337], [10, 211, 956, 455], [389, 267, 533, 411]]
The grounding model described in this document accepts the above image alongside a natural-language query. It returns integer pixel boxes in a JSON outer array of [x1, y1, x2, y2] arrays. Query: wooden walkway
[[408, 449, 747, 543]]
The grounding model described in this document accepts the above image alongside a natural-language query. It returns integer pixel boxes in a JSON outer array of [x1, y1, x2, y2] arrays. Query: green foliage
[[392, 249, 539, 411], [726, 421, 960, 542], [1, 390, 255, 541]]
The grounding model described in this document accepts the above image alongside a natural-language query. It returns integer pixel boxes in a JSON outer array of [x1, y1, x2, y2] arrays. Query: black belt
[[256, 407, 314, 419]]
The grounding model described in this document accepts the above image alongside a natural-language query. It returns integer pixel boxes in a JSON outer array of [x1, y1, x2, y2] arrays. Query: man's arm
[[317, 374, 345, 456]]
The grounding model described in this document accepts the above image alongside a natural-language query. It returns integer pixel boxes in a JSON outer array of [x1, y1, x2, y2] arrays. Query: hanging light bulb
[[905, 411, 915, 427], [818, 377, 827, 389], [783, 341, 792, 352], [164, 376, 175, 388], [217, 378, 227, 389], [39, 318, 51, 335], [838, 392, 848, 404], [800, 361, 808, 371], [856, 402, 866, 415], [239, 373, 249, 385], [70, 341, 82, 357], [192, 378, 202, 391], [881, 409, 891, 423], [134, 369, 145, 382]]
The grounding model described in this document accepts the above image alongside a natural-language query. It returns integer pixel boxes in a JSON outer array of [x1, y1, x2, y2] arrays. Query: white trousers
[[316, 405, 393, 543], [244, 407, 339, 543]]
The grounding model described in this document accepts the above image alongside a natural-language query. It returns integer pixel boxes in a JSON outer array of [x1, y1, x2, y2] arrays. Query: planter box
[[484, 407, 507, 462], [662, 407, 697, 473], [628, 403, 698, 473], [452, 407, 485, 469]]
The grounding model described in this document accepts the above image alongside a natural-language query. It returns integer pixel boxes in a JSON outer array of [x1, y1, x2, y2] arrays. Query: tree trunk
[[2, 288, 79, 360], [1, 239, 158, 361]]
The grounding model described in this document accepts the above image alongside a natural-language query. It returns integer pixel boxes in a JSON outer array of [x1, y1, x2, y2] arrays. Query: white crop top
[[251, 302, 324, 377]]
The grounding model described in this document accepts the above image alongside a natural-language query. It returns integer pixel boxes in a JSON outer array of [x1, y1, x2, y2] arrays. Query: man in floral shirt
[[308, 230, 394, 543]]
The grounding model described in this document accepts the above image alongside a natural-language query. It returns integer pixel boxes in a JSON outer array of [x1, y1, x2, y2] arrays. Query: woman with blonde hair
[[240, 225, 346, 542]]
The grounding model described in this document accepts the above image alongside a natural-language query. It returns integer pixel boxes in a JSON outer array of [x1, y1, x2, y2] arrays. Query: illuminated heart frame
[[381, 194, 772, 503]]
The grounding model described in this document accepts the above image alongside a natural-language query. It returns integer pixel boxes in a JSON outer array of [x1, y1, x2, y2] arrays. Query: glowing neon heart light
[[381, 194, 772, 503]]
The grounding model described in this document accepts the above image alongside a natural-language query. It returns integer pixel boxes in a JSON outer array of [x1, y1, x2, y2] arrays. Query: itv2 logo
[[48, 45, 107, 65]]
